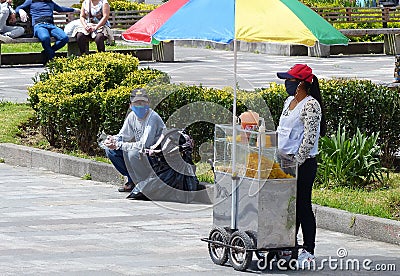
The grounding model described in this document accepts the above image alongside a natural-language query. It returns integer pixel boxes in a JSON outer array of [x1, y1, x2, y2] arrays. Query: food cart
[[202, 123, 298, 271]]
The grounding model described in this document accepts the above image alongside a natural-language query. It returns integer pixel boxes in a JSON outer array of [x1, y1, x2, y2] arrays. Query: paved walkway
[[0, 47, 399, 275], [0, 46, 397, 103], [0, 163, 399, 275], [140, 47, 396, 90]]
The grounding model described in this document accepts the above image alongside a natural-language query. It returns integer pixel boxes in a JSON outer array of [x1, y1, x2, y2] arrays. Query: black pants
[[296, 157, 317, 255], [76, 32, 106, 55]]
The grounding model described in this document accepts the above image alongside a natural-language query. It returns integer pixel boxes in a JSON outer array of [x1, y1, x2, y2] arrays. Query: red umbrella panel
[[121, 0, 189, 43]]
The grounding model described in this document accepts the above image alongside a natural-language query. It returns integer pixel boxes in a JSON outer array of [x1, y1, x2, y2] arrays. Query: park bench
[[311, 6, 400, 27], [0, 10, 174, 65], [0, 13, 79, 65], [338, 28, 400, 55], [309, 6, 400, 56], [309, 28, 400, 57]]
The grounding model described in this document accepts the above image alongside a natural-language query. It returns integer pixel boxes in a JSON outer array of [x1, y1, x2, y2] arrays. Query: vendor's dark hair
[[304, 76, 327, 137]]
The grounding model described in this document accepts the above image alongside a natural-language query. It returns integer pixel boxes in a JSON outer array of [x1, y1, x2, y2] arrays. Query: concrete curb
[[0, 142, 399, 246]]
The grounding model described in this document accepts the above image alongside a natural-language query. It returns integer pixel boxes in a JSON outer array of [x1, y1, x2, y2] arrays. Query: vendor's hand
[[73, 8, 81, 14], [103, 135, 117, 149], [19, 9, 28, 22]]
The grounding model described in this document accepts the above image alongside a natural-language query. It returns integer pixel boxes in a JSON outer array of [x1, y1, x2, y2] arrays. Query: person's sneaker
[[297, 249, 315, 270], [118, 182, 135, 192], [0, 34, 14, 43], [126, 191, 149, 201], [41, 50, 50, 66]]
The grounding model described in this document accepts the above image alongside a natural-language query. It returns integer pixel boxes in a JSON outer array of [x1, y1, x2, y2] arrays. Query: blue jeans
[[33, 23, 69, 60], [105, 148, 133, 183]]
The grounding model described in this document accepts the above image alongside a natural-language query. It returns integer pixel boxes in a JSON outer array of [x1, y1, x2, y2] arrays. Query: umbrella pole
[[231, 39, 238, 231]]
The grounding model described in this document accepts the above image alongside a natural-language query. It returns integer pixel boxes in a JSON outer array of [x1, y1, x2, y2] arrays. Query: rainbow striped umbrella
[[122, 0, 189, 44], [123, 0, 348, 230], [122, 0, 349, 46]]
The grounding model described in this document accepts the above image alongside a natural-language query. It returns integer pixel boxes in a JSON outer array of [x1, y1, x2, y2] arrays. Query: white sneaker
[[297, 249, 315, 269], [0, 34, 14, 43]]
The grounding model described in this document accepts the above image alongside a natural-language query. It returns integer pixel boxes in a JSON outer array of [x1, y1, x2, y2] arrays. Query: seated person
[[102, 88, 166, 194], [16, 0, 80, 64], [74, 0, 112, 55], [0, 0, 24, 42]]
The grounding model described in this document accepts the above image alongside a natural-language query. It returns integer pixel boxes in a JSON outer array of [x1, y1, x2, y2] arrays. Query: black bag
[[129, 128, 199, 203]]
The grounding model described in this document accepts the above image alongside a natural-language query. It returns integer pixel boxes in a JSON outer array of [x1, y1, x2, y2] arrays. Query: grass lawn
[[0, 42, 150, 53], [313, 177, 400, 220], [0, 102, 34, 143], [1, 102, 399, 221]]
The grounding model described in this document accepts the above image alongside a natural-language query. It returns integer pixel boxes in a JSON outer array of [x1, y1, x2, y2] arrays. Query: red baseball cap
[[277, 64, 314, 83]]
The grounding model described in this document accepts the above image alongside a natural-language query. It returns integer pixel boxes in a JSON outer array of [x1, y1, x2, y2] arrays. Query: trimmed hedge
[[135, 84, 288, 161], [108, 0, 158, 11], [33, 52, 139, 83], [29, 52, 167, 154], [29, 54, 400, 167], [319, 79, 400, 167]]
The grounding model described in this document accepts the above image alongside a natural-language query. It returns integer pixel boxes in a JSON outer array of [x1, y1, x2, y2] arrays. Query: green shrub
[[29, 69, 106, 110], [36, 92, 102, 151], [320, 79, 400, 167], [28, 54, 400, 169], [108, 0, 158, 11], [258, 83, 288, 129], [259, 79, 400, 169], [302, 0, 358, 7], [34, 52, 139, 86], [100, 86, 132, 135], [28, 53, 142, 153], [139, 83, 286, 161], [120, 68, 170, 88], [317, 126, 386, 188], [146, 84, 220, 160]]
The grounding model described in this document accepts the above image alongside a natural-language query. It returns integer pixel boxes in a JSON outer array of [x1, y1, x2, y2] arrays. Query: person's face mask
[[285, 79, 300, 96], [131, 105, 150, 119]]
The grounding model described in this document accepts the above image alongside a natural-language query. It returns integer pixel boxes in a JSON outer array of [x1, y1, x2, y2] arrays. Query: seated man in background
[[102, 88, 166, 195], [0, 0, 24, 42], [15, 0, 79, 64]]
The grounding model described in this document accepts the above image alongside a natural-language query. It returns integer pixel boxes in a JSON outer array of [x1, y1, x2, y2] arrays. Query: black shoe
[[126, 192, 149, 201], [118, 182, 135, 192], [41, 50, 50, 66]]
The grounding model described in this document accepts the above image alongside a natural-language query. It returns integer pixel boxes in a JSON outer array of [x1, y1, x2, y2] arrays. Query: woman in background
[[75, 0, 112, 55]]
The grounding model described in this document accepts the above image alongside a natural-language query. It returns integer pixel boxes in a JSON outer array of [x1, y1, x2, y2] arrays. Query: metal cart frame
[[202, 124, 300, 271]]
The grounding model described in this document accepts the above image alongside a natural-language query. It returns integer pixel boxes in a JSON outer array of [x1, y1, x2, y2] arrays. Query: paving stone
[[0, 163, 399, 275]]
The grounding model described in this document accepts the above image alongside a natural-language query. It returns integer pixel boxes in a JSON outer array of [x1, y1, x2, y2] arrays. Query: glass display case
[[213, 123, 298, 249], [214, 124, 296, 180]]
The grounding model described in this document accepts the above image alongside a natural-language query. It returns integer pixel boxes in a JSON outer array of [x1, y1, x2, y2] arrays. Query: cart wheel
[[208, 226, 229, 265], [228, 230, 254, 271], [246, 230, 264, 260]]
